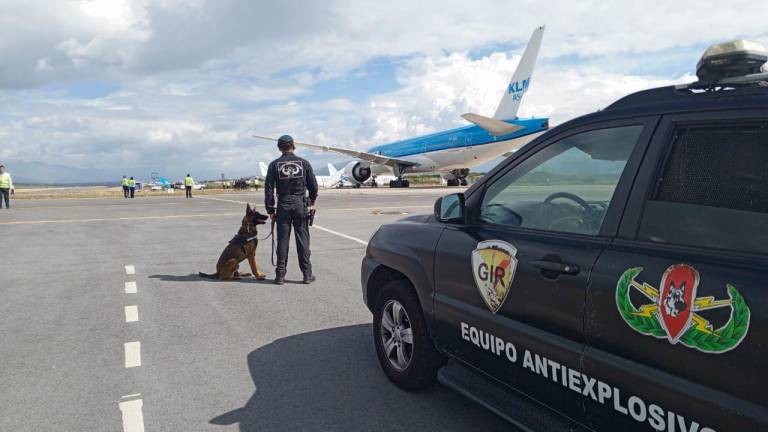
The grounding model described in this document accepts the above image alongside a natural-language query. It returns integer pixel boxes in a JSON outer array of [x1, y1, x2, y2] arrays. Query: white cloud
[[0, 0, 766, 182]]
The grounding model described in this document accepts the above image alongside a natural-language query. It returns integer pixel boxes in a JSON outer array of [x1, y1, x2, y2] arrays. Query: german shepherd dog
[[199, 204, 270, 281]]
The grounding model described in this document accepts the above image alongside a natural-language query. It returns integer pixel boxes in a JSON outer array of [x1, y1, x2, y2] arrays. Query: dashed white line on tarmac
[[125, 281, 137, 294], [125, 265, 135, 275], [124, 342, 141, 368], [119, 398, 145, 432], [125, 305, 139, 323]]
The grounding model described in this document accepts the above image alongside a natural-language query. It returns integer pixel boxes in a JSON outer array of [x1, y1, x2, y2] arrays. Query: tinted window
[[639, 124, 768, 254], [479, 126, 643, 235]]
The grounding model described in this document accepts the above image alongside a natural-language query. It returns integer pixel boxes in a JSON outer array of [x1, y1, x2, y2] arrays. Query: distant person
[[122, 175, 130, 199], [0, 165, 14, 209], [128, 176, 136, 199], [265, 135, 318, 285], [184, 174, 194, 198]]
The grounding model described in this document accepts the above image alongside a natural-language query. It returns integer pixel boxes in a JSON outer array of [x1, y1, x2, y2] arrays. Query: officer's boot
[[303, 273, 316, 284], [274, 273, 285, 285]]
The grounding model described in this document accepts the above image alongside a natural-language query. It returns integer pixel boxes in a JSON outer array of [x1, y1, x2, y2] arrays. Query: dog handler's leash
[[268, 219, 276, 267]]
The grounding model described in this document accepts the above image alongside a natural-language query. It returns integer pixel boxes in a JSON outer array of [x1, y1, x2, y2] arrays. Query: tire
[[373, 279, 444, 391], [447, 179, 459, 187]]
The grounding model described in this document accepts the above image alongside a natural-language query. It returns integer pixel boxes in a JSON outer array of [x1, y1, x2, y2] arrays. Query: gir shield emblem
[[472, 240, 518, 313]]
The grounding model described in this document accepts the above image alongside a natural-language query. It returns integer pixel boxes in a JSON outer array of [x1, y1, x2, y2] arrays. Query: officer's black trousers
[[123, 186, 129, 198], [275, 196, 311, 277], [185, 186, 192, 198], [130, 187, 135, 199]]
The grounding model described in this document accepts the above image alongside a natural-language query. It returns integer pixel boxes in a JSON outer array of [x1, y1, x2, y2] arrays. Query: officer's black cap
[[277, 135, 294, 151]]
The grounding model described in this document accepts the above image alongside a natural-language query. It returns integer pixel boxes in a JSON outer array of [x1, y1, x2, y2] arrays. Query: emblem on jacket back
[[278, 161, 303, 179]]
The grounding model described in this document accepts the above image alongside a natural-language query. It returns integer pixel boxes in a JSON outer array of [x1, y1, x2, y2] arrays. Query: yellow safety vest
[[128, 179, 136, 187], [122, 178, 129, 186], [185, 177, 193, 186], [0, 173, 11, 188]]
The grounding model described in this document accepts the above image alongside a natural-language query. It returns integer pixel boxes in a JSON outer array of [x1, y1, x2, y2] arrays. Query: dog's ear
[[246, 203, 252, 214]]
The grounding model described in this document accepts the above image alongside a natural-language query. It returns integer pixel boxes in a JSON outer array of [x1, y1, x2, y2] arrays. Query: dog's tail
[[198, 272, 218, 279]]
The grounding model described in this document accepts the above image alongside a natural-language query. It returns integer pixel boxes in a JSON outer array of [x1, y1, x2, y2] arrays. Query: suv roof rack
[[679, 72, 768, 90]]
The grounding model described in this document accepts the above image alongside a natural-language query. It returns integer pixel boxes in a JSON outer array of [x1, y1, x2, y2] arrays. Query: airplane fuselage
[[363, 117, 548, 176]]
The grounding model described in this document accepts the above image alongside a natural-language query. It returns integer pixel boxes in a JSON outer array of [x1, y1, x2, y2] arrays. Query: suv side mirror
[[434, 193, 465, 223]]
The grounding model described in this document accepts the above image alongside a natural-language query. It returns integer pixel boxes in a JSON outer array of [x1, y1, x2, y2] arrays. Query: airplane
[[260, 161, 343, 188], [254, 26, 548, 188]]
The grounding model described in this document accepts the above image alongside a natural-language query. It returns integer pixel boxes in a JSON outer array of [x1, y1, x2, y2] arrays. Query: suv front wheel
[[373, 279, 444, 391]]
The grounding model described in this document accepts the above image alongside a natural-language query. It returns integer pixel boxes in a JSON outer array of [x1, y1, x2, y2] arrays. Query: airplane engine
[[344, 161, 372, 183]]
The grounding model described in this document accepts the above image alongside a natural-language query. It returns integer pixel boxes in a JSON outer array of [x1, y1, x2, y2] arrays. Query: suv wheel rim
[[380, 300, 414, 371]]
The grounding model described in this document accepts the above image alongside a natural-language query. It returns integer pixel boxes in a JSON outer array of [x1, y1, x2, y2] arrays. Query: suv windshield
[[479, 125, 643, 235]]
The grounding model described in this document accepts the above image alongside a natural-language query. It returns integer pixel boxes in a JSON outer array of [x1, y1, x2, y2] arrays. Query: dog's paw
[[256, 273, 267, 280]]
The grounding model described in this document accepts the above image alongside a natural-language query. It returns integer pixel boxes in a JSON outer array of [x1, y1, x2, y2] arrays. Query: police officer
[[264, 135, 318, 285]]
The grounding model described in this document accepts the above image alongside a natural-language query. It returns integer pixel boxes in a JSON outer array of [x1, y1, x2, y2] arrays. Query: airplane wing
[[252, 135, 418, 168]]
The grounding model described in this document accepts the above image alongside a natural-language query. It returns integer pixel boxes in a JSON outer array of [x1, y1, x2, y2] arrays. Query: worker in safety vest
[[128, 176, 136, 199], [122, 176, 130, 199], [184, 174, 194, 198], [0, 165, 13, 209]]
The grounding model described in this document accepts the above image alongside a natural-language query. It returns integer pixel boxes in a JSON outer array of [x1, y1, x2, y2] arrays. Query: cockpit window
[[479, 125, 643, 235]]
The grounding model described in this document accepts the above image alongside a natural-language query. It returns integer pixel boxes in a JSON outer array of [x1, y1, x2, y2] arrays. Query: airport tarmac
[[0, 188, 516, 431]]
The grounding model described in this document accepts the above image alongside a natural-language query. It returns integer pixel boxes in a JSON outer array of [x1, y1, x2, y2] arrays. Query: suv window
[[638, 124, 768, 254], [479, 125, 643, 235]]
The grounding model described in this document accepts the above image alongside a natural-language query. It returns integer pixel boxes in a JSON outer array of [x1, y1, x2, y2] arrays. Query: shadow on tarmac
[[148, 274, 305, 285], [209, 324, 508, 432]]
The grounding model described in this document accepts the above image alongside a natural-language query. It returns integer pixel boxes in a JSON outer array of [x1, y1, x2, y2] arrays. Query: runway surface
[[0, 188, 514, 431]]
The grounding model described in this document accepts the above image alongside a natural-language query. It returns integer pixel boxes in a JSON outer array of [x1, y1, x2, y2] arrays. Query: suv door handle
[[531, 260, 580, 276]]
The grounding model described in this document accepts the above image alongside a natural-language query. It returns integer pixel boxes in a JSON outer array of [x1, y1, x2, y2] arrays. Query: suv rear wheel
[[373, 279, 444, 390]]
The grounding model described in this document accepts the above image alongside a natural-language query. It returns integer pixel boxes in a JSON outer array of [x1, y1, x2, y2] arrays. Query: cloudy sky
[[1, 0, 766, 183]]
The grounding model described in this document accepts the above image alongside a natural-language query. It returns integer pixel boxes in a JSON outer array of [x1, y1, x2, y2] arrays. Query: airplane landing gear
[[389, 178, 410, 188], [448, 168, 469, 187], [446, 177, 467, 187]]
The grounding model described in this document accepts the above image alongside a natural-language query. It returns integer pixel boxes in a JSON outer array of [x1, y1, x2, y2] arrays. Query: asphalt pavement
[[0, 188, 513, 431]]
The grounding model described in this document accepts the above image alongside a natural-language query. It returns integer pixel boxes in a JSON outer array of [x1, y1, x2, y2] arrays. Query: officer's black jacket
[[264, 152, 318, 214]]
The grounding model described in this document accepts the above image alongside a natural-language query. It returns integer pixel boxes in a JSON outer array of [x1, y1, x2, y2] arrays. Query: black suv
[[361, 41, 767, 432]]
